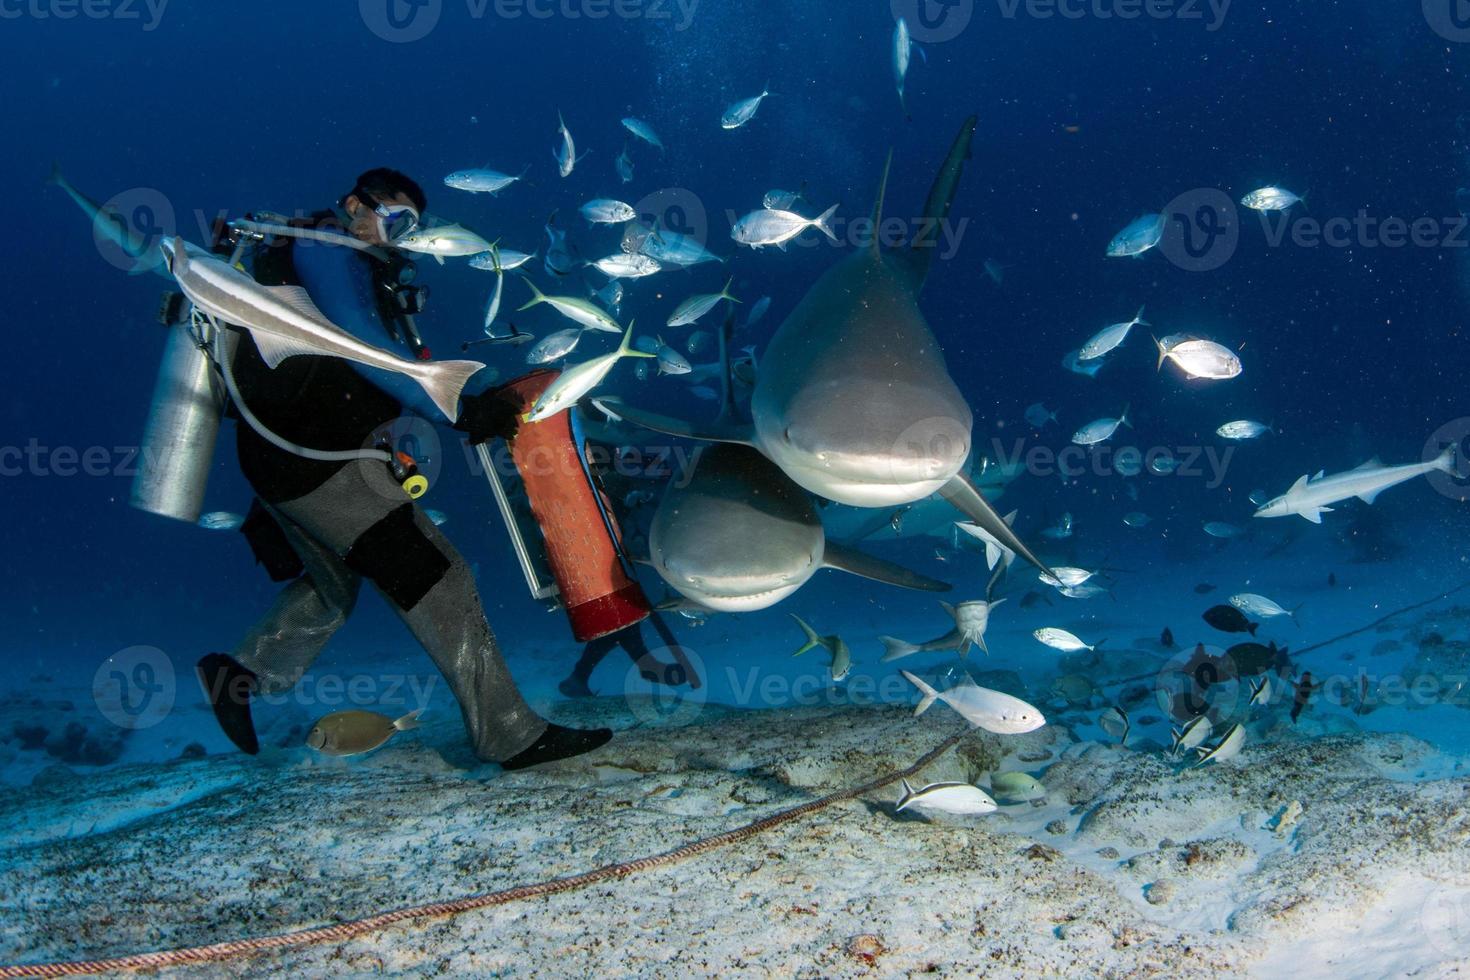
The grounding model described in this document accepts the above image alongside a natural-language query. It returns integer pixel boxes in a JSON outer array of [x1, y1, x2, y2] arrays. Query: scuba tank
[[130, 215, 428, 522], [130, 298, 236, 522]]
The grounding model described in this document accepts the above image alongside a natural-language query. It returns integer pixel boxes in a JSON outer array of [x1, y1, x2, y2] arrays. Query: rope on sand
[[0, 728, 969, 978]]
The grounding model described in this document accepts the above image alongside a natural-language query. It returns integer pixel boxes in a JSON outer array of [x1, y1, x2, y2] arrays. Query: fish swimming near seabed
[[307, 709, 423, 757]]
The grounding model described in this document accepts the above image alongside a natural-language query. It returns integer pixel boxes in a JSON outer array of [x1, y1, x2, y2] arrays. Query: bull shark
[[160, 238, 484, 422], [648, 444, 950, 612], [46, 164, 167, 277], [601, 117, 1049, 576], [1254, 447, 1457, 523]]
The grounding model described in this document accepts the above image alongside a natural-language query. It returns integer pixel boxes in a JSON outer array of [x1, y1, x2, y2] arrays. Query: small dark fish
[[1194, 583, 1217, 595], [1203, 605, 1258, 635], [1291, 672, 1318, 723], [1160, 627, 1175, 649], [1019, 590, 1052, 610], [1327, 573, 1337, 587], [1225, 641, 1289, 676]]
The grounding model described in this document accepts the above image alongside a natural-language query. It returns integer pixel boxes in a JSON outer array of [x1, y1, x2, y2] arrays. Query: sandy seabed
[[2, 690, 1469, 979]]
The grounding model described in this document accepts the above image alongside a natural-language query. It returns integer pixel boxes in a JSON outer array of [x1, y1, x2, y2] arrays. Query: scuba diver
[[559, 610, 697, 699], [194, 168, 612, 769]]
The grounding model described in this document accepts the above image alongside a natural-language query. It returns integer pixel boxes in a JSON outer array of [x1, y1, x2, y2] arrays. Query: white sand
[[2, 695, 1468, 978]]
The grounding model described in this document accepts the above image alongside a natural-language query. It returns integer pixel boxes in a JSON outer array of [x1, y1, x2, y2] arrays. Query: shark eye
[[783, 426, 794, 444]]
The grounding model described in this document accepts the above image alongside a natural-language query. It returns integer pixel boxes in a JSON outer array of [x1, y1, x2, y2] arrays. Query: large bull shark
[[649, 444, 950, 612], [602, 116, 1050, 575]]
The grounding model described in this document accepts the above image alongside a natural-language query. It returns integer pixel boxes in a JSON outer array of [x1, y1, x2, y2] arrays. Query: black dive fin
[[822, 541, 952, 593], [903, 114, 978, 289], [595, 396, 754, 445], [938, 471, 1053, 579]]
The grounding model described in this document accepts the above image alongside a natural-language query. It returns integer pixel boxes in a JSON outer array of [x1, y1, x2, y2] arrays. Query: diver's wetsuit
[[223, 213, 547, 763]]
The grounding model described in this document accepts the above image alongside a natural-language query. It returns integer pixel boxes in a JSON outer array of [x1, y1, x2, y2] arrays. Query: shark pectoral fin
[[939, 472, 1053, 579], [594, 397, 754, 445], [822, 541, 951, 593], [1301, 507, 1330, 524]]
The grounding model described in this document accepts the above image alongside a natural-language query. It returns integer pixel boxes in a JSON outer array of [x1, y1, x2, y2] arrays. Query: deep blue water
[[4, 1, 1468, 715]]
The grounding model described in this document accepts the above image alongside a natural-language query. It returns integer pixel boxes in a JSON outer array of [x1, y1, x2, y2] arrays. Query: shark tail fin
[[902, 670, 939, 716], [416, 358, 487, 423], [880, 636, 921, 663]]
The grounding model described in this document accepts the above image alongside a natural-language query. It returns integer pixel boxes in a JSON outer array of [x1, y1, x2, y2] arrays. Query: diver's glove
[[455, 385, 525, 445]]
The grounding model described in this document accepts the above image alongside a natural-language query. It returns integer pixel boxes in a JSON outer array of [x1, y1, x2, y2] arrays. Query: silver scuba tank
[[130, 314, 236, 523]]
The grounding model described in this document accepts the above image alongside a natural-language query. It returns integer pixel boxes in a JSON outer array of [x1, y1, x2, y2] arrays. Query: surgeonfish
[[306, 709, 423, 757]]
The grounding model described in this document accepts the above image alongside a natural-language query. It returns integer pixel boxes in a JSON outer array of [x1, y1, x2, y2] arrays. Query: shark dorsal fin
[[869, 149, 894, 255]]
